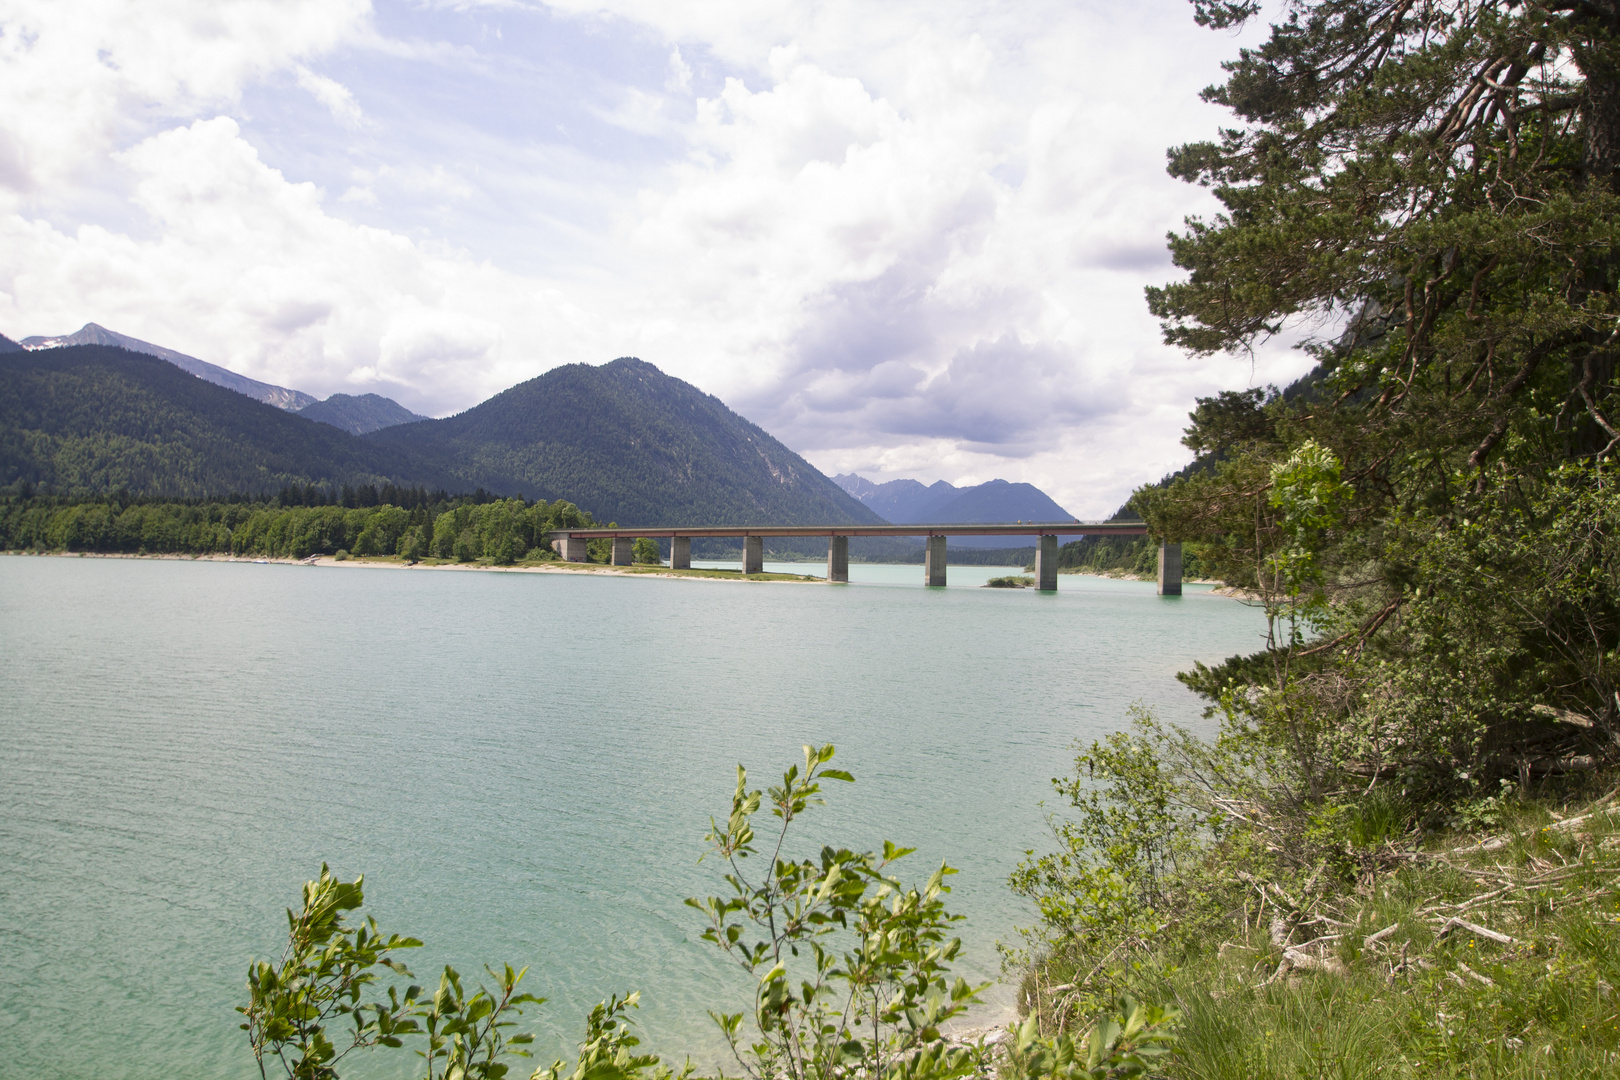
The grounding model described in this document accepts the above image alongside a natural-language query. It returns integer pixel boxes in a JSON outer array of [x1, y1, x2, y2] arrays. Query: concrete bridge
[[549, 522, 1185, 594]]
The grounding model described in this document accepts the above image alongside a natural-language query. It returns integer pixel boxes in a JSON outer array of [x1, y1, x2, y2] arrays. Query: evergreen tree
[[1137, 0, 1620, 788]]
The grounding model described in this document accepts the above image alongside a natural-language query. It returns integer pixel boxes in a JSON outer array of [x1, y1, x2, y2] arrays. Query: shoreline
[[0, 549, 827, 583], [2, 550, 1249, 595], [3, 550, 1248, 596]]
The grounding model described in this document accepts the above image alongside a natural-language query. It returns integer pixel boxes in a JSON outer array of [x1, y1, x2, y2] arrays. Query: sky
[[0, 0, 1313, 517]]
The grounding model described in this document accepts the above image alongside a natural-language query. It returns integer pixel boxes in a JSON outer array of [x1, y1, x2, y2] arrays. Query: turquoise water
[[0, 555, 1264, 1078]]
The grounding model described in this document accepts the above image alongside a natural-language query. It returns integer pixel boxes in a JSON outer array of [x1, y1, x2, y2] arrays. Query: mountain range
[[16, 323, 426, 434], [833, 472, 1074, 549], [833, 473, 1074, 523], [2, 323, 1073, 534], [0, 343, 881, 527]]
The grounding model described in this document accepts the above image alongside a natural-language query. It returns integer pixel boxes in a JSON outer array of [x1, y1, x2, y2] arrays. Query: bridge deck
[[550, 522, 1148, 539], [547, 522, 1176, 594]]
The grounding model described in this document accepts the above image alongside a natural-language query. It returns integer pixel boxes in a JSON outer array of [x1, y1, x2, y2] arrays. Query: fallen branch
[[1453, 885, 1516, 913], [1282, 947, 1347, 975], [1363, 922, 1401, 949], [1436, 917, 1516, 945], [1445, 804, 1618, 855], [1530, 704, 1596, 729], [1293, 933, 1344, 951]]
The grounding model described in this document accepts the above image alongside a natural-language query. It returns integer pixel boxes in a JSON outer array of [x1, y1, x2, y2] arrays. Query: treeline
[[1054, 534, 1204, 579], [0, 492, 600, 564]]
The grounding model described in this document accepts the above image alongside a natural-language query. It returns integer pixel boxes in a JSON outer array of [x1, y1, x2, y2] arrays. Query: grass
[[1029, 791, 1620, 1077]]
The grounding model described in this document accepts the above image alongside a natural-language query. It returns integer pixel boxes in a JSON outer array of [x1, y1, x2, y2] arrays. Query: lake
[[0, 554, 1265, 1078]]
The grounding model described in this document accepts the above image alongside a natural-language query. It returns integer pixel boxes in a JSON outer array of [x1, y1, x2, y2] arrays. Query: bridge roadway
[[548, 522, 1184, 594]]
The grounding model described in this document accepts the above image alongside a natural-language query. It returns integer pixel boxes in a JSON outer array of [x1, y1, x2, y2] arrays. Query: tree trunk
[[1573, 2, 1620, 190]]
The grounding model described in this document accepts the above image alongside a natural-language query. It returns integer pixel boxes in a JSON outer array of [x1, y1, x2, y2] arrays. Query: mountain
[[1, 348, 884, 527], [833, 475, 959, 523], [369, 358, 883, 526], [833, 473, 1074, 523], [21, 323, 317, 411], [929, 479, 1075, 523], [831, 473, 1075, 549], [0, 345, 457, 496], [298, 393, 427, 435]]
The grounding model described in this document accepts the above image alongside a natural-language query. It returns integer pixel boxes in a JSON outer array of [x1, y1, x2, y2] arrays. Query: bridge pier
[[742, 535, 764, 575], [1157, 542, 1182, 596], [827, 535, 849, 582], [924, 535, 946, 587], [670, 536, 691, 570], [611, 537, 634, 566], [557, 534, 589, 562], [1035, 535, 1058, 592]]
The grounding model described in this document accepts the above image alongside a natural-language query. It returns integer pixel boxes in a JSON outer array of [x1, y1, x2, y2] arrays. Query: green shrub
[[243, 748, 1181, 1080]]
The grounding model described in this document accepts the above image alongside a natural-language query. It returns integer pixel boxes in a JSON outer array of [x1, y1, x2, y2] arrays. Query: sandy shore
[[9, 549, 826, 583]]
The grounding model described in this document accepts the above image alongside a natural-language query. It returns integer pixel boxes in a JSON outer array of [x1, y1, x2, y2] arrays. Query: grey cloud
[[1083, 239, 1174, 273], [745, 317, 1123, 460], [887, 335, 1108, 446], [727, 203, 1132, 458], [262, 300, 334, 334], [0, 129, 32, 194]]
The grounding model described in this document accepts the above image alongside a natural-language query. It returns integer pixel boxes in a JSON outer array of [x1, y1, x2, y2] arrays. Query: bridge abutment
[[827, 535, 849, 582], [924, 535, 946, 587], [742, 536, 764, 575], [1157, 542, 1183, 596], [1035, 535, 1058, 591], [670, 536, 691, 569]]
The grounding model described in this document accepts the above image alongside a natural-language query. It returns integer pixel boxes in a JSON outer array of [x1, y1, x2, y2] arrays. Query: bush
[[243, 748, 1182, 1080]]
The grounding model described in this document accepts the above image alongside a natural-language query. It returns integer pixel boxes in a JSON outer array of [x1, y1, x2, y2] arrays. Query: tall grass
[[1026, 793, 1620, 1077]]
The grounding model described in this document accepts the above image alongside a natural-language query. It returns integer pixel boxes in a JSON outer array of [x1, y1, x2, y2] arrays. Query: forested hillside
[[369, 357, 883, 526], [298, 393, 426, 435], [1, 347, 885, 527], [0, 346, 457, 496]]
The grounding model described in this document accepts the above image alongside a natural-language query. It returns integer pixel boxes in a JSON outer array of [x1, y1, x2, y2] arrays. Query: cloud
[[0, 116, 593, 414], [294, 65, 365, 127], [0, 0, 1317, 516], [0, 0, 371, 197]]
